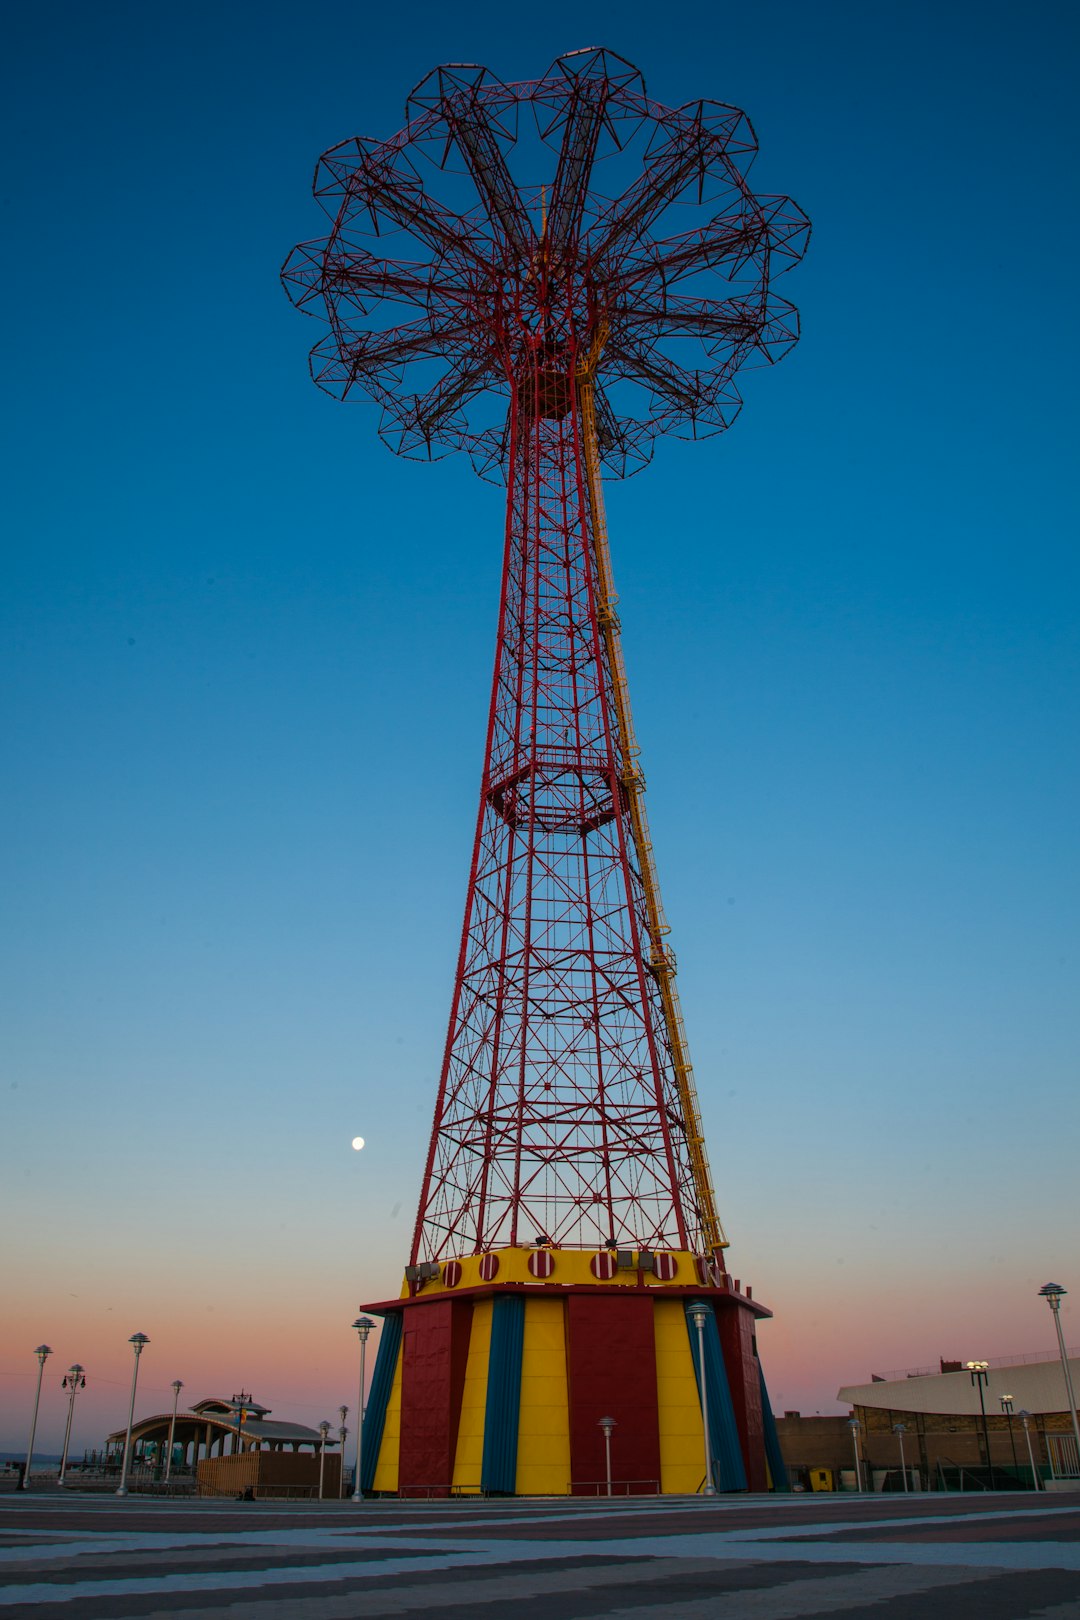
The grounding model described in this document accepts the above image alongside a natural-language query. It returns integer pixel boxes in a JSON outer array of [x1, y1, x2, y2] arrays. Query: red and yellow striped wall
[[359, 1247, 783, 1496]]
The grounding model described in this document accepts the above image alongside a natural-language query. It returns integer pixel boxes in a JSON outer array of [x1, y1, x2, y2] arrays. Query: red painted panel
[[398, 1298, 472, 1495], [717, 1298, 766, 1490], [566, 1295, 661, 1494]]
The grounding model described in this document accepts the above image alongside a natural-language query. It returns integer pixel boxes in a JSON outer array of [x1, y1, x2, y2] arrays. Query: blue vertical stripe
[[481, 1294, 525, 1495], [360, 1312, 403, 1493], [758, 1364, 790, 1491], [684, 1300, 749, 1492]]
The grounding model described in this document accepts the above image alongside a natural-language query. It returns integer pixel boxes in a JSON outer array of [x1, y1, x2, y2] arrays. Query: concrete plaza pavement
[[2, 1490, 1080, 1618]]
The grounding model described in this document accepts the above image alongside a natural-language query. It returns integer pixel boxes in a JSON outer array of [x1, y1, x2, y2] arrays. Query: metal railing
[[936, 1457, 989, 1492], [568, 1480, 661, 1496], [1048, 1436, 1080, 1479], [398, 1484, 486, 1498], [878, 1346, 1080, 1381]]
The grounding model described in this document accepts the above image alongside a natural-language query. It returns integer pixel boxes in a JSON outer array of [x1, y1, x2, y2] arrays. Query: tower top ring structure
[[283, 45, 809, 482]]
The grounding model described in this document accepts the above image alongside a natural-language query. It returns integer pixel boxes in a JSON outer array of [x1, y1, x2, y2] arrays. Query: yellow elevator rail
[[577, 361, 727, 1256]]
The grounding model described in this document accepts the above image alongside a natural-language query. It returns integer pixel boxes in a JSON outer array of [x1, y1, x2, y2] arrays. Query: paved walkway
[[2, 1492, 1079, 1617]]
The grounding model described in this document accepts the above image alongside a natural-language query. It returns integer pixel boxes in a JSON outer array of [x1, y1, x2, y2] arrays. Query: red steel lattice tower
[[285, 47, 808, 1496]]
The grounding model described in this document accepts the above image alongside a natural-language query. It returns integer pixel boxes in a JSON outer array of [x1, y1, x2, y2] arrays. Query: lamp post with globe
[[21, 1345, 52, 1490], [116, 1333, 150, 1497], [847, 1417, 863, 1492], [318, 1421, 330, 1499], [1000, 1395, 1020, 1480], [687, 1304, 716, 1496], [164, 1380, 184, 1483], [892, 1422, 910, 1492], [597, 1416, 616, 1497], [352, 1317, 375, 1500], [1038, 1284, 1080, 1474], [1018, 1409, 1040, 1490]]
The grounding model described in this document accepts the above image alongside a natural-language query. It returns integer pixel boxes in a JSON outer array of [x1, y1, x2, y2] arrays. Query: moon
[[351, 1136, 366, 1151]]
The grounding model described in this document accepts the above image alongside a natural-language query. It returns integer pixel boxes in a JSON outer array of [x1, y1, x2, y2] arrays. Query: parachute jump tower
[[284, 47, 808, 1495]]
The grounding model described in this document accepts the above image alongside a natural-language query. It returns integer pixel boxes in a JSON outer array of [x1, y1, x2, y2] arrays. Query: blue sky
[[2, 0, 1078, 1449]]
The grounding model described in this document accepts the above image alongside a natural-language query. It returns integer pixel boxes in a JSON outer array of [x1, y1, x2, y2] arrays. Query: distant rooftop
[[868, 1345, 1080, 1383]]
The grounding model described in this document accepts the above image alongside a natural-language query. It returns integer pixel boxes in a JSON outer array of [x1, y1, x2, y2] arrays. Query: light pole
[[1000, 1395, 1019, 1481], [597, 1416, 616, 1496], [165, 1380, 184, 1483], [318, 1421, 330, 1499], [965, 1361, 995, 1489], [116, 1333, 150, 1497], [892, 1422, 909, 1492], [352, 1317, 375, 1500], [847, 1417, 863, 1492], [58, 1365, 86, 1487], [21, 1345, 52, 1490], [1038, 1283, 1080, 1473], [231, 1391, 250, 1456], [338, 1405, 349, 1498], [1018, 1409, 1040, 1490], [687, 1303, 716, 1496]]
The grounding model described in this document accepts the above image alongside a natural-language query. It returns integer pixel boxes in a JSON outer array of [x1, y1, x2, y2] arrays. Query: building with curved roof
[[103, 1394, 336, 1479]]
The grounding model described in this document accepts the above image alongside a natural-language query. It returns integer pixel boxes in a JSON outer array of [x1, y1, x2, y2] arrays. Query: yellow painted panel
[[451, 1297, 494, 1495], [371, 1341, 403, 1494], [654, 1297, 705, 1495], [515, 1296, 571, 1495], [402, 1246, 703, 1298]]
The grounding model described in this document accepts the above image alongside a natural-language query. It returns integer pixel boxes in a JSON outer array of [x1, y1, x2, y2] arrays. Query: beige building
[[835, 1352, 1080, 1491]]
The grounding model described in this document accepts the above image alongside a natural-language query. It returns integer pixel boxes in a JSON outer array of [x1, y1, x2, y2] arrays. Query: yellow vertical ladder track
[[577, 360, 727, 1257]]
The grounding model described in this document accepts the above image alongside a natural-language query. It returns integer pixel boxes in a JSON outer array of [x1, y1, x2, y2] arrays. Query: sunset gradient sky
[[2, 0, 1078, 1454]]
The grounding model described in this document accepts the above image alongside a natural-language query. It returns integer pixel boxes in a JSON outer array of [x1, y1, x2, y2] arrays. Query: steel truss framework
[[284, 46, 808, 1264]]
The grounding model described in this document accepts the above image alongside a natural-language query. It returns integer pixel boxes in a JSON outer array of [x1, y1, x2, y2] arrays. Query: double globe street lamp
[[338, 1405, 349, 1498], [58, 1364, 87, 1487]]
